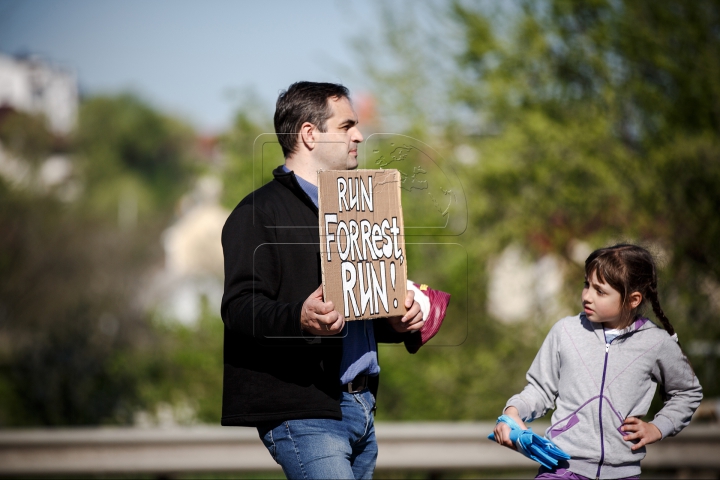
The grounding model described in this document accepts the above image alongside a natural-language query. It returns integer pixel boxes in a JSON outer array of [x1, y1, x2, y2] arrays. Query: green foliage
[[76, 93, 196, 218], [453, 0, 720, 363], [0, 110, 55, 165], [0, 181, 156, 425], [132, 306, 224, 424], [0, 93, 202, 426], [362, 0, 720, 420], [377, 320, 544, 421], [219, 110, 269, 209], [220, 109, 274, 209], [4, 0, 717, 429]]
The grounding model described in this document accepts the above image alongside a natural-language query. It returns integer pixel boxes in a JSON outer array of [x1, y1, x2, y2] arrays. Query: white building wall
[[487, 244, 568, 323], [0, 53, 78, 135], [146, 176, 230, 325]]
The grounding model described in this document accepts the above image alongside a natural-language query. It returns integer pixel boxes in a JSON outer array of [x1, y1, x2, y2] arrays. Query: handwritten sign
[[318, 169, 407, 320]]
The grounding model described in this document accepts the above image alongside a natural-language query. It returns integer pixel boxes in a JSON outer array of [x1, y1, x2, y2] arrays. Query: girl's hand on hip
[[621, 417, 662, 450]]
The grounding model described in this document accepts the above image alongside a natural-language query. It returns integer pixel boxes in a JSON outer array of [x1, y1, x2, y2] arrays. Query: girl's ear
[[628, 292, 643, 310]]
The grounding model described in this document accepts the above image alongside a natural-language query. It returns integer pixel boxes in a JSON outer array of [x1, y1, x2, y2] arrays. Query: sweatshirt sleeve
[[650, 337, 703, 438], [220, 203, 304, 338], [505, 322, 562, 422]]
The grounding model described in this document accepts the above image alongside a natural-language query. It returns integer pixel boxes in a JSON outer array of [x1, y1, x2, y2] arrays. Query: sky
[[0, 0, 381, 133]]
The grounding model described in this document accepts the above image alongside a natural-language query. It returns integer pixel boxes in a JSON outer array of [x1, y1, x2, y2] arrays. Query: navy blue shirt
[[283, 165, 380, 383]]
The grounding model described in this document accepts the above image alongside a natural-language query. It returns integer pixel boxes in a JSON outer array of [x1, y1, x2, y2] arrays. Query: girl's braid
[[647, 283, 675, 337]]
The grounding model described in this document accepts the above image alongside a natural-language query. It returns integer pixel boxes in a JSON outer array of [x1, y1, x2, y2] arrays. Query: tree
[[452, 0, 720, 392], [354, 0, 720, 419], [0, 181, 155, 425], [76, 93, 195, 222], [0, 93, 200, 426]]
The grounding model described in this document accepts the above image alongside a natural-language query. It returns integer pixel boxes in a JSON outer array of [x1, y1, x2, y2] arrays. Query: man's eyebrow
[[339, 118, 358, 128]]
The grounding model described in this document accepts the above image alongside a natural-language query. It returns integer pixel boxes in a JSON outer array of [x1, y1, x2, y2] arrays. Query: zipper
[[595, 324, 642, 479], [596, 340, 610, 480]]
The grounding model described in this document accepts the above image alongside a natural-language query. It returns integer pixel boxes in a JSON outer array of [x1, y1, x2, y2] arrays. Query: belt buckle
[[346, 375, 366, 393]]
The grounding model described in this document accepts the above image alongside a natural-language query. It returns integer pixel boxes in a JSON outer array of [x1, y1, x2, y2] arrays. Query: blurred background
[[0, 0, 719, 477]]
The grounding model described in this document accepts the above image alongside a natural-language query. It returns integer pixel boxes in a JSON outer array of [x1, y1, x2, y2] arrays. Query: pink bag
[[404, 283, 451, 353]]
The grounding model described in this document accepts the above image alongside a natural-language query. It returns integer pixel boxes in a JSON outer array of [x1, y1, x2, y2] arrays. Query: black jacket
[[220, 166, 412, 426]]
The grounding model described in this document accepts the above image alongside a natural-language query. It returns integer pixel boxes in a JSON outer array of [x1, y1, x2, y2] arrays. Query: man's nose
[[352, 127, 363, 144]]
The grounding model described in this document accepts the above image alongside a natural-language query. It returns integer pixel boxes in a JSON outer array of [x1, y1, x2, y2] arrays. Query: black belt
[[343, 374, 369, 393]]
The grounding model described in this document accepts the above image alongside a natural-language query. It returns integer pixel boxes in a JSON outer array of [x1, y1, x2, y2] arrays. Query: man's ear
[[300, 122, 316, 151], [628, 292, 643, 309]]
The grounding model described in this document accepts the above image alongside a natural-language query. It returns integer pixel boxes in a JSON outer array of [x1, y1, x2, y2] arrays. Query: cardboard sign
[[318, 169, 407, 320]]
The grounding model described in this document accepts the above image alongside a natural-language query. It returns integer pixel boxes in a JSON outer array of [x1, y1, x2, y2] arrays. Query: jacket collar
[[581, 313, 652, 343], [272, 165, 319, 214]]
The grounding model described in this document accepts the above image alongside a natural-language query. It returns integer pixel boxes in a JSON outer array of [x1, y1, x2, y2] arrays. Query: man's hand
[[621, 417, 662, 450], [493, 406, 528, 450], [388, 290, 424, 333], [300, 285, 345, 335]]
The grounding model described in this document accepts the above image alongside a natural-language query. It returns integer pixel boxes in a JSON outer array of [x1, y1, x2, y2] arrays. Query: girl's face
[[582, 270, 625, 329]]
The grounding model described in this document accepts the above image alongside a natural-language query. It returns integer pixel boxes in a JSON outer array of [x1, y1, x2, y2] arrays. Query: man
[[220, 81, 425, 479]]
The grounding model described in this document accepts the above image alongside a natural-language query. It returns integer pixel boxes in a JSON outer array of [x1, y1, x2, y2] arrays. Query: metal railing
[[1, 422, 719, 477]]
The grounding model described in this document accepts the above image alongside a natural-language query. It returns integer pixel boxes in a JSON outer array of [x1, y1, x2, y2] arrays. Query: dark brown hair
[[273, 81, 350, 158], [585, 244, 675, 335]]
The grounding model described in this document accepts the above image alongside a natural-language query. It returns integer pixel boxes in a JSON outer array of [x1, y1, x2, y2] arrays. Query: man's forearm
[[223, 292, 304, 338]]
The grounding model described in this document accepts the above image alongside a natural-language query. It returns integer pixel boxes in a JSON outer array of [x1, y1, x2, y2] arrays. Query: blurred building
[[487, 244, 569, 323], [0, 52, 78, 135], [486, 240, 618, 323], [0, 52, 78, 195], [150, 176, 229, 325]]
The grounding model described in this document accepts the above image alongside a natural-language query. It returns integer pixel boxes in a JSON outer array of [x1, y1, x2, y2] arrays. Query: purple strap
[[633, 317, 648, 330]]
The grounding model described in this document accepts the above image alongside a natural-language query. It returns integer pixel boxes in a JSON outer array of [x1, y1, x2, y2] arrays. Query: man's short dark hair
[[274, 81, 350, 158]]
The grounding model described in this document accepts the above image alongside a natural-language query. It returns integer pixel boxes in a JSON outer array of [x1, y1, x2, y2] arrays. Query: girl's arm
[[646, 337, 703, 439], [505, 321, 563, 423]]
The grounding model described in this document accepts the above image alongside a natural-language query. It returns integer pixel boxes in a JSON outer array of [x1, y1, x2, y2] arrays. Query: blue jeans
[[257, 389, 377, 480]]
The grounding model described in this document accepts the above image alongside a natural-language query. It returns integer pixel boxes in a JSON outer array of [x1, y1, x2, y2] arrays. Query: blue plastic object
[[488, 415, 570, 469]]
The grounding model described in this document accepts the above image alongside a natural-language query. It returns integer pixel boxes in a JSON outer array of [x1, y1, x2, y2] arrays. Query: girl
[[493, 244, 702, 479]]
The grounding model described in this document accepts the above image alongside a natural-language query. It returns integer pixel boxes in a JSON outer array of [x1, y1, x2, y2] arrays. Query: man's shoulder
[[222, 179, 285, 230], [236, 178, 286, 208], [225, 171, 313, 224]]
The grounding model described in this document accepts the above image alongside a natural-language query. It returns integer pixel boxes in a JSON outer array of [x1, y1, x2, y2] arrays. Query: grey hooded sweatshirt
[[506, 314, 702, 479]]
